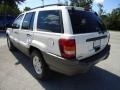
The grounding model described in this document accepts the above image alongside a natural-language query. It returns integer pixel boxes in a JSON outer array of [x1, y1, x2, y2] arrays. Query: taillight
[[59, 39, 76, 59]]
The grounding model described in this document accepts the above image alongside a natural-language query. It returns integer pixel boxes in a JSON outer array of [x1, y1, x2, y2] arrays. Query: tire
[[31, 50, 50, 80], [7, 37, 16, 51]]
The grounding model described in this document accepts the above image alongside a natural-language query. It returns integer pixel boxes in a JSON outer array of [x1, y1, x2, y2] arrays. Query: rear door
[[34, 10, 63, 55], [69, 10, 109, 60]]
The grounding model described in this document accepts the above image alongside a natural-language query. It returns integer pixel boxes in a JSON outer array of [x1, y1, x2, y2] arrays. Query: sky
[[18, 0, 120, 13]]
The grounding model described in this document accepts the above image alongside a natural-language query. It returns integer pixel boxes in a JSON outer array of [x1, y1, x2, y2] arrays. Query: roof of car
[[23, 4, 85, 13]]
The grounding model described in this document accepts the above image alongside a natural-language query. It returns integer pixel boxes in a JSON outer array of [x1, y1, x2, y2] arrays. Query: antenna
[[41, 0, 44, 6], [58, 0, 60, 4], [64, 0, 68, 6]]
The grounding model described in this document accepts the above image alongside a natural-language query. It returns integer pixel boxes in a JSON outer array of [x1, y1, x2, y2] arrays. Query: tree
[[101, 6, 120, 31], [101, 14, 110, 29], [97, 3, 103, 16], [70, 0, 93, 11], [0, 0, 25, 30], [24, 7, 31, 11], [0, 0, 25, 16], [0, 0, 25, 6], [64, 0, 68, 6], [0, 4, 20, 16], [109, 7, 120, 30], [70, 0, 93, 7]]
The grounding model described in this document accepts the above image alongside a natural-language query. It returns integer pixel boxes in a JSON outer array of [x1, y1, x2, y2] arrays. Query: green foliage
[[24, 7, 31, 11], [70, 0, 93, 7], [0, 0, 25, 16], [101, 7, 120, 31], [64, 0, 68, 6], [97, 3, 103, 16], [0, 0, 25, 6], [0, 4, 20, 16]]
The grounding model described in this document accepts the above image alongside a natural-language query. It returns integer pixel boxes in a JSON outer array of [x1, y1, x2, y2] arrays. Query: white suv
[[6, 4, 110, 80]]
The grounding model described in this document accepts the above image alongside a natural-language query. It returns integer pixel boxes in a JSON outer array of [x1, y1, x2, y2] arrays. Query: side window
[[22, 12, 35, 30], [12, 14, 24, 29], [37, 10, 63, 33]]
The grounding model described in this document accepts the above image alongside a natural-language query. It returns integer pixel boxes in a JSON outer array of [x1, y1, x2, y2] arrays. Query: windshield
[[69, 10, 107, 34]]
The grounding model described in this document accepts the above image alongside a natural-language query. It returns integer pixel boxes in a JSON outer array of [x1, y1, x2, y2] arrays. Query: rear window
[[69, 10, 106, 34], [37, 10, 63, 33]]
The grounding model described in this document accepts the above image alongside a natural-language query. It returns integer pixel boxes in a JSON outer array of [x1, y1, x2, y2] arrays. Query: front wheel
[[31, 50, 50, 80]]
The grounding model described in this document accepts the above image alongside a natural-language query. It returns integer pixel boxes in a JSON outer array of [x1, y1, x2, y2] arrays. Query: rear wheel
[[7, 37, 16, 51], [31, 50, 50, 80]]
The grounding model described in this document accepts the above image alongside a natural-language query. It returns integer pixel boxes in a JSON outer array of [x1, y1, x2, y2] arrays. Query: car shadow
[[11, 50, 120, 90]]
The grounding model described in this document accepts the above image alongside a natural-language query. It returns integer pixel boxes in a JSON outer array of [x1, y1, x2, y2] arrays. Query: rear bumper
[[42, 45, 111, 75]]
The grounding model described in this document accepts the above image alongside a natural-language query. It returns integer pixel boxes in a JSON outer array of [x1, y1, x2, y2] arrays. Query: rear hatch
[[69, 10, 109, 60]]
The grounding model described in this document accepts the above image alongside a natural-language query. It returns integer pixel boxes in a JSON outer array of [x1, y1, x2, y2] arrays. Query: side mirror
[[11, 24, 19, 29]]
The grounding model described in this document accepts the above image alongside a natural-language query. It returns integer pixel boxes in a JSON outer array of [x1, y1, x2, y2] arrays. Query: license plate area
[[93, 40, 101, 49]]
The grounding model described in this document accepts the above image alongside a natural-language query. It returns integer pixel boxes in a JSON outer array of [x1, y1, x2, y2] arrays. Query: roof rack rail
[[31, 4, 65, 10]]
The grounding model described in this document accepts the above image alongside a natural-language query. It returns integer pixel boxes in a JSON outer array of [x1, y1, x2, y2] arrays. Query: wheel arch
[[29, 45, 42, 55], [29, 45, 49, 68]]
